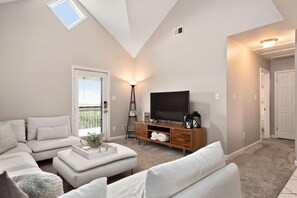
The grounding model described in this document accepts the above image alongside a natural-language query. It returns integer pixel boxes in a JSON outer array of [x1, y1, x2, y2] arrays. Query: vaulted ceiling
[[78, 0, 178, 57]]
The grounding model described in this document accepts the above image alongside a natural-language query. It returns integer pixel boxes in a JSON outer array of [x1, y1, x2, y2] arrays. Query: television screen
[[150, 91, 189, 122]]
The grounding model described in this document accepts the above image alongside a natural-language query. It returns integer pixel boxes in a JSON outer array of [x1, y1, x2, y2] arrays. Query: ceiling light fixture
[[260, 38, 278, 48]]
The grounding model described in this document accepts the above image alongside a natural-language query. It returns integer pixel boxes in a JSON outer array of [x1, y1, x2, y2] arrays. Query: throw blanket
[[157, 133, 169, 142], [151, 132, 158, 140], [12, 172, 63, 198]]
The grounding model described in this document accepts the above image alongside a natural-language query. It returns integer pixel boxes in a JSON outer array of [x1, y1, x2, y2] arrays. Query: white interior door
[[276, 70, 295, 140], [72, 67, 109, 140]]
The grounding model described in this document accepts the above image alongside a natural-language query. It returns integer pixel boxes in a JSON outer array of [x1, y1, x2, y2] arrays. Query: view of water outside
[[79, 77, 102, 136]]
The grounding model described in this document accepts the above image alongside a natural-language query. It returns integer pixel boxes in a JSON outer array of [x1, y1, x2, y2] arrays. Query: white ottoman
[[53, 143, 137, 188]]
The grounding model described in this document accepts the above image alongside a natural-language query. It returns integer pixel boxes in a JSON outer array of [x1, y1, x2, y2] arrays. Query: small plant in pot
[[85, 132, 104, 148]]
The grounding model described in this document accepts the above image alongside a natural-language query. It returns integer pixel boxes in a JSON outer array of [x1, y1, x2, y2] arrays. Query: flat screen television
[[150, 91, 189, 122]]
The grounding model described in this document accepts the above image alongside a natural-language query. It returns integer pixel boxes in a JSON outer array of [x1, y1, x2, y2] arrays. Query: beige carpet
[[38, 138, 295, 197], [229, 138, 296, 198]]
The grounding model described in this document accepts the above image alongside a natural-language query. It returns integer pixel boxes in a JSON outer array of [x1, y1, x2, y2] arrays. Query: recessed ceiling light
[[260, 38, 278, 48]]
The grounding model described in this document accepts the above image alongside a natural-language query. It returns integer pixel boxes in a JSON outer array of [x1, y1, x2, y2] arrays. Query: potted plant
[[85, 132, 104, 148]]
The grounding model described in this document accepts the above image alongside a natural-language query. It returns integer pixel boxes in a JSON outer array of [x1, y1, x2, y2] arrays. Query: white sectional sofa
[[60, 141, 242, 198], [1, 116, 80, 161], [0, 116, 81, 197], [26, 116, 81, 161]]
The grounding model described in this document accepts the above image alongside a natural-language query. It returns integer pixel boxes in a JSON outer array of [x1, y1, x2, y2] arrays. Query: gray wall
[[270, 57, 295, 135], [227, 38, 270, 154], [0, 0, 134, 138], [133, 0, 282, 153]]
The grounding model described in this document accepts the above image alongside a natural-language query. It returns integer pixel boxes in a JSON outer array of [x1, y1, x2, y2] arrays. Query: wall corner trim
[[109, 135, 126, 141], [227, 140, 262, 160]]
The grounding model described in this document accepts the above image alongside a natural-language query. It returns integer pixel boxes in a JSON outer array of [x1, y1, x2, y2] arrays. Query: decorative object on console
[[183, 114, 193, 129], [191, 111, 201, 128], [83, 132, 103, 148], [143, 112, 150, 122], [126, 81, 138, 139]]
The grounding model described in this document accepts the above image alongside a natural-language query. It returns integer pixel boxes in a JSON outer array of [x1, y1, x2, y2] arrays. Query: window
[[48, 0, 86, 30]]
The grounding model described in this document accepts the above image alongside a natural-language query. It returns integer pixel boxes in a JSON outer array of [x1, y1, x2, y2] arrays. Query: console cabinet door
[[171, 129, 192, 149], [135, 123, 147, 138]]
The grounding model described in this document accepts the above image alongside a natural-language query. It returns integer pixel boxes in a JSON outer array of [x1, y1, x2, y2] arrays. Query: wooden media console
[[134, 121, 206, 154]]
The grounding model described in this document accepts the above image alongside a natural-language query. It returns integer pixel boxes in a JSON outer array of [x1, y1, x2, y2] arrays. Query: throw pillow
[[143, 141, 226, 198], [0, 120, 26, 143], [12, 172, 64, 198], [0, 123, 18, 154], [8, 120, 26, 143], [58, 177, 107, 198], [37, 126, 69, 141], [27, 116, 71, 141], [0, 171, 28, 198]]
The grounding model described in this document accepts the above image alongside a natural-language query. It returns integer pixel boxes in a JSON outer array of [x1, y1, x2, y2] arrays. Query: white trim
[[108, 135, 126, 141], [294, 160, 297, 166], [227, 140, 261, 160], [71, 65, 111, 140], [270, 135, 277, 138], [274, 69, 295, 138], [259, 68, 270, 139]]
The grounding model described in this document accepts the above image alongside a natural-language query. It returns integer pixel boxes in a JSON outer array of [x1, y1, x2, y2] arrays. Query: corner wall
[[133, 0, 282, 153], [0, 0, 134, 138], [227, 38, 270, 154]]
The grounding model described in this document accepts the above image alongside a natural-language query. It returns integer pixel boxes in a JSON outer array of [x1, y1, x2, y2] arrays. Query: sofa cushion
[[143, 141, 226, 198], [12, 172, 64, 198], [58, 177, 107, 198], [0, 120, 26, 143], [37, 126, 69, 141], [26, 136, 80, 153], [0, 171, 29, 198], [3, 143, 32, 155], [0, 123, 18, 154], [0, 152, 40, 176], [107, 171, 147, 198], [172, 163, 242, 198], [27, 116, 71, 141]]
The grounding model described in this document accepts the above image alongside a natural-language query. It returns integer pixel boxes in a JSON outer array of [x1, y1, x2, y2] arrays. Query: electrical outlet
[[112, 126, 116, 131], [122, 124, 126, 130], [242, 132, 246, 140]]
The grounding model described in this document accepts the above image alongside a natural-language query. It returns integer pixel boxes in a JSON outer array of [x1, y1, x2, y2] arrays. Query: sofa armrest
[[172, 163, 242, 198]]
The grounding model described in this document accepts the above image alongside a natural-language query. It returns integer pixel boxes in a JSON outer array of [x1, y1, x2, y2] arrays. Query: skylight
[[48, 0, 86, 30]]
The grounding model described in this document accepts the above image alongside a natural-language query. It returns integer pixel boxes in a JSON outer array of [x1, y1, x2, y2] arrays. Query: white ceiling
[[230, 0, 297, 60], [78, 0, 178, 58], [231, 21, 295, 60]]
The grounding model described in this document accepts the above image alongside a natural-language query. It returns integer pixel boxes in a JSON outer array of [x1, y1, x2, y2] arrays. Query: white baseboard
[[108, 135, 125, 141], [226, 140, 261, 160], [294, 160, 297, 166], [270, 135, 277, 138]]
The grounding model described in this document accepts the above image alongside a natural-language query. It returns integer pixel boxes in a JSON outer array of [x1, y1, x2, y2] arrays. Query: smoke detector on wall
[[173, 26, 183, 37]]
